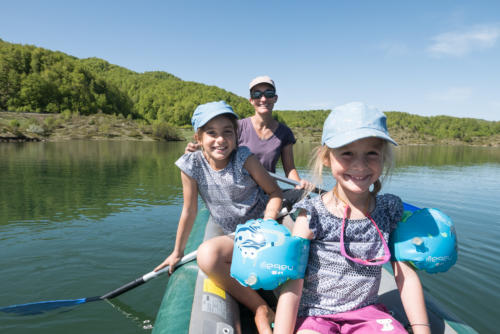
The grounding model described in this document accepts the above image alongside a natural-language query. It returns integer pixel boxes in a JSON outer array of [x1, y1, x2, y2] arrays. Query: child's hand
[[185, 142, 200, 154], [154, 251, 184, 274]]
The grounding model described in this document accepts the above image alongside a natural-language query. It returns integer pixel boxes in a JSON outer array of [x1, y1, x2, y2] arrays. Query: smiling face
[[249, 83, 278, 116], [196, 115, 237, 170], [326, 137, 385, 197]]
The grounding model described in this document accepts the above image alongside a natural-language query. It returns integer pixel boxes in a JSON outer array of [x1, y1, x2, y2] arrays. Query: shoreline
[[1, 111, 499, 146]]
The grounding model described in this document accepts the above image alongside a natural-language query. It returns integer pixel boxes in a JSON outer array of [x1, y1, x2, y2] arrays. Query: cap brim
[[323, 128, 397, 148], [194, 111, 238, 131]]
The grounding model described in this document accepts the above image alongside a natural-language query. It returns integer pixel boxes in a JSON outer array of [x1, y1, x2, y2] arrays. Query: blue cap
[[191, 101, 238, 132], [321, 102, 397, 148]]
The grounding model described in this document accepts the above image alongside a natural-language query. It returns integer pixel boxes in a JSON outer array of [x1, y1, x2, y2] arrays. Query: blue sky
[[1, 1, 499, 121]]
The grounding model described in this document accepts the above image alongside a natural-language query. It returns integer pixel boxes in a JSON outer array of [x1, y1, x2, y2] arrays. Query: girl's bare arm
[[244, 155, 283, 220], [392, 261, 431, 334], [274, 211, 314, 334], [155, 171, 198, 273]]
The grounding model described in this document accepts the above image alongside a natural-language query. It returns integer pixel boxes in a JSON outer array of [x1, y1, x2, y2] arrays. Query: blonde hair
[[309, 139, 394, 197]]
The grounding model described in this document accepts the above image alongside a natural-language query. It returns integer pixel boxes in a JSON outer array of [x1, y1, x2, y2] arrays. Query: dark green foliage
[[1, 40, 498, 143], [0, 40, 253, 124], [385, 111, 499, 140], [274, 109, 330, 128], [274, 109, 499, 141], [0, 41, 134, 116]]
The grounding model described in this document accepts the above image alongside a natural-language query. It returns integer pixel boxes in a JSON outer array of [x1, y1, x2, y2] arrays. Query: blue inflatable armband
[[230, 219, 310, 290], [390, 208, 457, 274]]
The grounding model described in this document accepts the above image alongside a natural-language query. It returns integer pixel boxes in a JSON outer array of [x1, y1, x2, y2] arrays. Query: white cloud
[[428, 87, 473, 103], [428, 25, 500, 57]]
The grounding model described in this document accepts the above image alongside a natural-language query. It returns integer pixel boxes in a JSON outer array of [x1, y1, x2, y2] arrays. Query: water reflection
[[0, 141, 185, 225], [291, 143, 500, 168], [1, 141, 499, 333]]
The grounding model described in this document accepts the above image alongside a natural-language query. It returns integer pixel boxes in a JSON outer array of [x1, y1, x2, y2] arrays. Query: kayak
[[152, 206, 477, 334]]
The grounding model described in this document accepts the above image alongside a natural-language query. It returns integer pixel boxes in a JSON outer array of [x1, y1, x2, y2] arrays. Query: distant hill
[[274, 109, 500, 145], [1, 39, 499, 145], [0, 39, 254, 125]]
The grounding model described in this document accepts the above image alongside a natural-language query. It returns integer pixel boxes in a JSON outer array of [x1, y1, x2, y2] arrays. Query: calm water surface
[[1, 141, 499, 333]]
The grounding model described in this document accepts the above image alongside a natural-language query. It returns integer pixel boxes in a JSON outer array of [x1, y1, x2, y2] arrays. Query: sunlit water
[[1, 141, 499, 333]]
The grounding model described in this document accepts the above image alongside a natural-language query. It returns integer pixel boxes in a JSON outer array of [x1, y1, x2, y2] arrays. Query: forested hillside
[[274, 109, 500, 144], [0, 39, 253, 125], [1, 39, 499, 145]]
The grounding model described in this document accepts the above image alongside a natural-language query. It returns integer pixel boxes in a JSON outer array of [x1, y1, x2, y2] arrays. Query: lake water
[[1, 141, 499, 333]]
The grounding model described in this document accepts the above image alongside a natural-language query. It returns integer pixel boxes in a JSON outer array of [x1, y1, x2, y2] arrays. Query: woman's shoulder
[[276, 122, 296, 143], [276, 121, 293, 134], [238, 117, 251, 128]]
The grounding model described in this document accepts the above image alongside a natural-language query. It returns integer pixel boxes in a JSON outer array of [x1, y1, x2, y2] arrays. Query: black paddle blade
[[0, 296, 100, 316]]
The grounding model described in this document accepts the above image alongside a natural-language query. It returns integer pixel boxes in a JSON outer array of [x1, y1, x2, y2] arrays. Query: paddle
[[0, 250, 197, 315]]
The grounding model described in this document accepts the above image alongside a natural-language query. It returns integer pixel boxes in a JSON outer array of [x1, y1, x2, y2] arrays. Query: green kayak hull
[[153, 208, 478, 334]]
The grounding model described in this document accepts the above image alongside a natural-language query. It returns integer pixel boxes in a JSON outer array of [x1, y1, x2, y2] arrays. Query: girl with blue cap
[[274, 102, 430, 334], [154, 101, 282, 334]]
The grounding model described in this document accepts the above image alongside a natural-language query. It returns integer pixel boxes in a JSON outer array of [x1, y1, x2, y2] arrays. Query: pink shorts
[[295, 304, 407, 334]]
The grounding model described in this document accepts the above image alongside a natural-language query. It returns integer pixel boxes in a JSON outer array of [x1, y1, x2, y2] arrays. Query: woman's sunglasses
[[250, 89, 276, 100]]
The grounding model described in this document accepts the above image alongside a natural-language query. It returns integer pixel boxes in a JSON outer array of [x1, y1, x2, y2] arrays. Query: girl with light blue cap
[[154, 101, 282, 334], [274, 102, 430, 334]]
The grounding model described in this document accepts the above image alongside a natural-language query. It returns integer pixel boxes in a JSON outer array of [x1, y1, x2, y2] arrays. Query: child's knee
[[197, 240, 222, 272], [197, 237, 233, 273]]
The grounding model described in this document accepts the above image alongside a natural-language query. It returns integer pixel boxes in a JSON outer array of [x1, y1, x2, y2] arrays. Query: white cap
[[249, 75, 276, 91]]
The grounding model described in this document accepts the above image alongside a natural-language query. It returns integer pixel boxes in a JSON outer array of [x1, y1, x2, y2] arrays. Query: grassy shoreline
[[0, 111, 183, 142], [1, 111, 499, 146]]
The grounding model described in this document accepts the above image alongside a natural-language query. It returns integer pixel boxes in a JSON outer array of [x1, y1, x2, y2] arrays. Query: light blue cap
[[191, 101, 238, 132], [321, 102, 397, 148]]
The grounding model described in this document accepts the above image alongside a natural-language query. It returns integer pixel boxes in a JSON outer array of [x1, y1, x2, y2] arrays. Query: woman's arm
[[281, 144, 299, 181], [244, 155, 283, 220], [274, 211, 314, 334], [281, 144, 312, 190], [392, 261, 431, 334], [154, 171, 198, 273]]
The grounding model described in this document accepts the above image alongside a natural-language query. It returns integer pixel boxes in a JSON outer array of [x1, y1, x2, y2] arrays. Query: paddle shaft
[[100, 250, 197, 300], [269, 172, 326, 194]]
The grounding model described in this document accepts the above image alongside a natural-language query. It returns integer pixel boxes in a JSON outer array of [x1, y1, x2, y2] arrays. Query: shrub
[[9, 119, 20, 128], [152, 121, 181, 140], [27, 123, 45, 135]]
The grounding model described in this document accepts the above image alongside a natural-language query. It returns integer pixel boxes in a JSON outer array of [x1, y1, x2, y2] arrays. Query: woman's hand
[[154, 250, 184, 274], [295, 178, 313, 191], [185, 142, 200, 154]]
